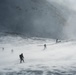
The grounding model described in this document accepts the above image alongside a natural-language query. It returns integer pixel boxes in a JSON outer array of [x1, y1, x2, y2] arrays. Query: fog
[[47, 0, 76, 39], [0, 0, 76, 39]]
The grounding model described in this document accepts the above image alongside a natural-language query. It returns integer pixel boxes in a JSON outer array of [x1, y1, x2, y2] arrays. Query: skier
[[19, 53, 24, 63], [44, 44, 46, 50]]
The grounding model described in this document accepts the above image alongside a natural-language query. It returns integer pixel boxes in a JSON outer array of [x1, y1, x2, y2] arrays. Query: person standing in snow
[[11, 49, 14, 53], [2, 47, 4, 51], [56, 39, 58, 43], [19, 53, 24, 63], [56, 39, 61, 43], [44, 44, 46, 50]]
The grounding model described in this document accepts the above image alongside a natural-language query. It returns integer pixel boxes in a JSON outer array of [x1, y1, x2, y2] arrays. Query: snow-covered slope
[[0, 36, 76, 75]]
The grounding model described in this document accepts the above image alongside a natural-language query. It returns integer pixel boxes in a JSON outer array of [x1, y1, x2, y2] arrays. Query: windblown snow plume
[[0, 0, 76, 39], [47, 0, 76, 39]]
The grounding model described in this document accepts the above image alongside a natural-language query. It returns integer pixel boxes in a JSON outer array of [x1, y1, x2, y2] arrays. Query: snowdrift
[[0, 36, 76, 75]]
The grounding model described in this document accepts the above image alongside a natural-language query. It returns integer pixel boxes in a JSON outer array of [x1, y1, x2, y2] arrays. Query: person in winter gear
[[19, 53, 24, 63], [44, 44, 46, 49]]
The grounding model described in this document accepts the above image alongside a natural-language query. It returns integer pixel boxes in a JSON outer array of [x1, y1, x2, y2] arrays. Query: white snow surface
[[0, 36, 76, 74]]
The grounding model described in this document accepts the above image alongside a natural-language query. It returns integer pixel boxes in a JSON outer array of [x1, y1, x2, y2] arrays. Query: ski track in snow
[[0, 36, 76, 75]]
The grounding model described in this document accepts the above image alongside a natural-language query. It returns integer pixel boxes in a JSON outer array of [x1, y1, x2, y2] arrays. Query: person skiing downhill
[[19, 53, 24, 63]]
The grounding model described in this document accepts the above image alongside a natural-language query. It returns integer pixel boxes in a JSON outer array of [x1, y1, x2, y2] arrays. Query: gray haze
[[0, 0, 75, 39]]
